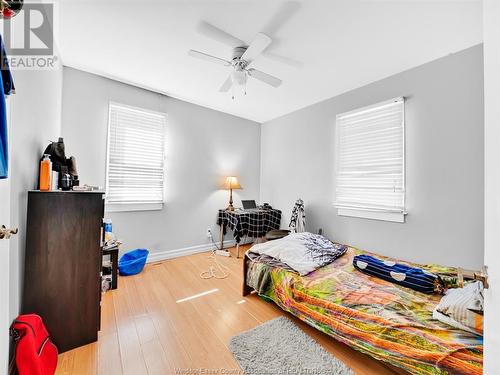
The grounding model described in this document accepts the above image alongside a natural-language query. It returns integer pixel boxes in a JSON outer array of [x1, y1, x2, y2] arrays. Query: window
[[335, 97, 405, 223], [106, 103, 166, 212]]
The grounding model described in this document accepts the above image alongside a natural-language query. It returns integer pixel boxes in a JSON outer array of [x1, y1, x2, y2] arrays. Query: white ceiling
[[56, 0, 482, 123]]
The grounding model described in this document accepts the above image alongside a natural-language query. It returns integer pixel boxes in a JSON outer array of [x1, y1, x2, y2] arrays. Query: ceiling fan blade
[[261, 1, 301, 36], [247, 68, 282, 88], [188, 50, 231, 66], [219, 76, 233, 92], [197, 21, 246, 48], [261, 51, 303, 68], [241, 33, 272, 63]]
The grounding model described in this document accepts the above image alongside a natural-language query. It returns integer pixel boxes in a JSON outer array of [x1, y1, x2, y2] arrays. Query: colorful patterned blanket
[[246, 247, 483, 375]]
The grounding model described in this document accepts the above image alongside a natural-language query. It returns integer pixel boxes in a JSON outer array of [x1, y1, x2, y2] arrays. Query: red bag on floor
[[10, 314, 58, 375]]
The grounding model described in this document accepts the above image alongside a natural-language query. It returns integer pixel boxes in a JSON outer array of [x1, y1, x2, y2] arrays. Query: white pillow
[[249, 232, 347, 275]]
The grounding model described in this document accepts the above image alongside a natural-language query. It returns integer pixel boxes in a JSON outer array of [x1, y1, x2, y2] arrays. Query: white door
[[0, 99, 12, 374]]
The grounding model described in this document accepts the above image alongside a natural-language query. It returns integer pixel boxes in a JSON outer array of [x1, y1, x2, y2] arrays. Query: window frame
[[334, 97, 406, 223], [105, 102, 166, 213]]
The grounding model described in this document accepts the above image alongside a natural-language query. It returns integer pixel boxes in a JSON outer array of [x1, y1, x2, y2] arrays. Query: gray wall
[[9, 68, 63, 318], [61, 67, 261, 255], [260, 45, 484, 268]]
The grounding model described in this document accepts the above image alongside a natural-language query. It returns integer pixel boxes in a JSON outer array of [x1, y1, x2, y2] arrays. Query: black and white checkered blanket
[[217, 209, 282, 243]]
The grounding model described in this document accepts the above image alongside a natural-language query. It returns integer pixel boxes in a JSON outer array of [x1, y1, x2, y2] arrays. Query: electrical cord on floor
[[209, 229, 223, 251], [200, 250, 229, 279], [200, 230, 229, 279]]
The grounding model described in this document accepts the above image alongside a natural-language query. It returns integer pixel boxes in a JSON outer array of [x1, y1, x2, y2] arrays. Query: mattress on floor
[[246, 247, 483, 375]]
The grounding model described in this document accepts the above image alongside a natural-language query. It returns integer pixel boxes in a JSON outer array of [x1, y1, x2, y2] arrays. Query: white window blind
[[335, 97, 405, 222], [106, 103, 166, 212]]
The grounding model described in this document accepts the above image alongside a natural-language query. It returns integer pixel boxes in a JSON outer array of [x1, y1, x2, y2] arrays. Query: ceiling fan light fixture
[[230, 69, 247, 86]]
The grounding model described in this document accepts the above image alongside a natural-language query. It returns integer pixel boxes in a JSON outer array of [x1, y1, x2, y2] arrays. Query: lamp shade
[[223, 176, 242, 190]]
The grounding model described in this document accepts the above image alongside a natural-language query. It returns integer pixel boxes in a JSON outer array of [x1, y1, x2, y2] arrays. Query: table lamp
[[223, 176, 242, 211]]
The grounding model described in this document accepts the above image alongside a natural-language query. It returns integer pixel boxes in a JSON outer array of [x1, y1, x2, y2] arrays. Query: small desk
[[217, 209, 282, 257]]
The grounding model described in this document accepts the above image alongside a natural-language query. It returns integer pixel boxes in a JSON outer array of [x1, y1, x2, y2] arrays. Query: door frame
[[0, 96, 12, 374]]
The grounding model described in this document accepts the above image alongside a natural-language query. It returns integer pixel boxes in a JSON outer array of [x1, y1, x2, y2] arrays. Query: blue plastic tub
[[118, 249, 149, 276]]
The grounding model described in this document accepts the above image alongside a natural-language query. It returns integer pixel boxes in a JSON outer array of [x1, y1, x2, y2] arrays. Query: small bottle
[[103, 218, 113, 242], [51, 171, 59, 190], [39, 154, 52, 191]]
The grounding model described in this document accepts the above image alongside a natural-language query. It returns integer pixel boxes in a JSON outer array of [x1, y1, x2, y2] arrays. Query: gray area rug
[[229, 316, 355, 375]]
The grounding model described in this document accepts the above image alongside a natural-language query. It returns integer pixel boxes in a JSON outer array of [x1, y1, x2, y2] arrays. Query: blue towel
[[353, 254, 442, 294], [0, 35, 15, 179]]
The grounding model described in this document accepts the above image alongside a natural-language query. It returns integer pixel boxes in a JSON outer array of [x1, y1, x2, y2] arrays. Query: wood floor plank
[[129, 277, 173, 374], [99, 291, 117, 337], [113, 275, 149, 375], [55, 349, 74, 375], [97, 332, 123, 375], [125, 274, 178, 374], [140, 339, 171, 375], [56, 245, 405, 375], [135, 264, 193, 370], [121, 273, 148, 318], [71, 342, 97, 375]]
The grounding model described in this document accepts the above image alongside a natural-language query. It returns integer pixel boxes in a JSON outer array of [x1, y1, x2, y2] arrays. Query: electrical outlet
[[206, 228, 212, 238]]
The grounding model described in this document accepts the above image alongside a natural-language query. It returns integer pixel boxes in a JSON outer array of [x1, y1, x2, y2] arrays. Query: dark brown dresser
[[22, 191, 104, 353]]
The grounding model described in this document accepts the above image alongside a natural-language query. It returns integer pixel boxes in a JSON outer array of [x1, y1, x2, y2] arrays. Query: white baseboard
[[146, 238, 253, 263]]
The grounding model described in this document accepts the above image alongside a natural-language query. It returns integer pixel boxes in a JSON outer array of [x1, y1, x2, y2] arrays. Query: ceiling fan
[[188, 2, 301, 97]]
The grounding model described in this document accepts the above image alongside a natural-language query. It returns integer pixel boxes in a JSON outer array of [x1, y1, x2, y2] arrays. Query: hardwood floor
[[55, 245, 404, 375]]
